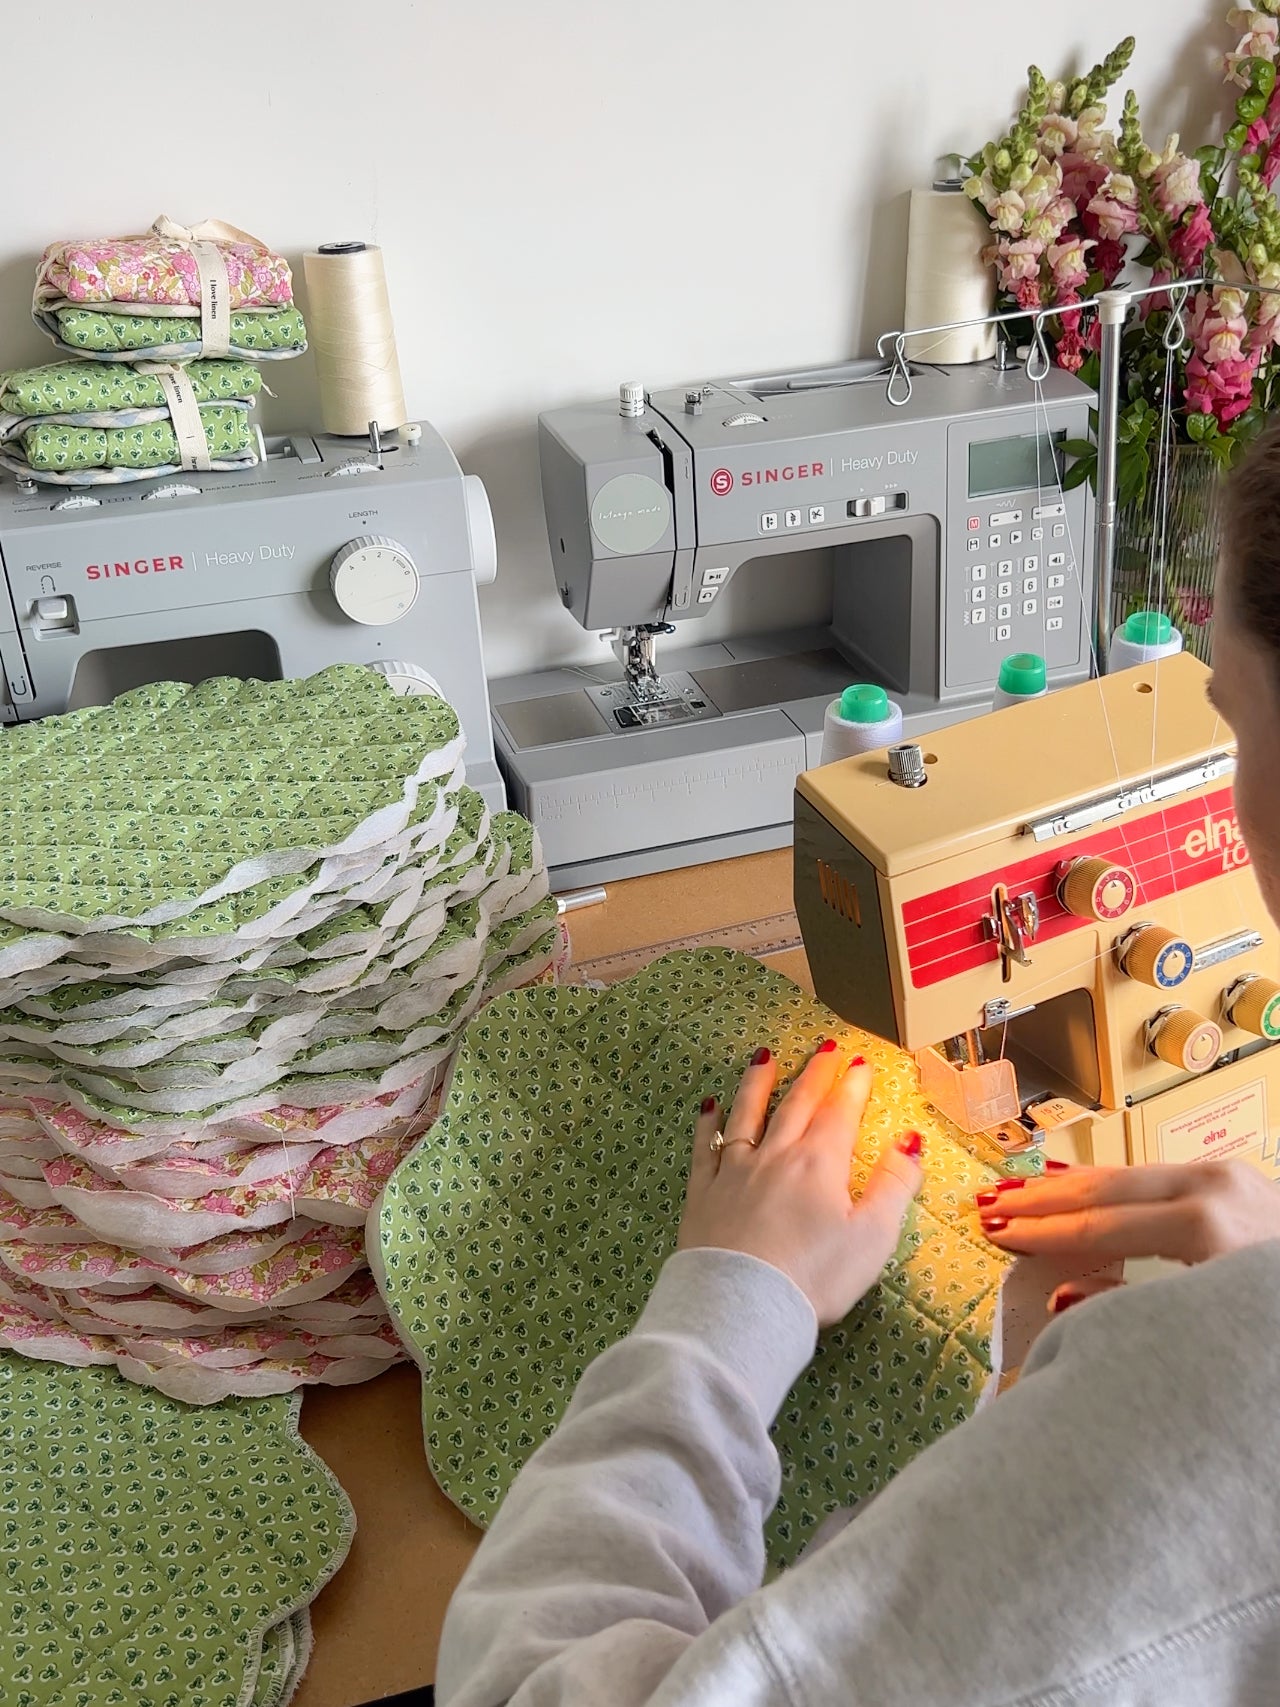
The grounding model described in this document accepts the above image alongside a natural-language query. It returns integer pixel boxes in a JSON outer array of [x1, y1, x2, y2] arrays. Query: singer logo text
[[86, 556, 185, 581]]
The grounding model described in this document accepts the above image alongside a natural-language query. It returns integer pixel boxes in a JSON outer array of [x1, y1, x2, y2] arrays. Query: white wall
[[0, 0, 1230, 677]]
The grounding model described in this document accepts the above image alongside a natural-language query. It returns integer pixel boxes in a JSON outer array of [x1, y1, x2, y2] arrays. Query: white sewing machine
[[0, 421, 506, 810]]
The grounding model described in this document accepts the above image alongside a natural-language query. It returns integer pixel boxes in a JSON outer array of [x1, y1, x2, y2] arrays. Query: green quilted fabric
[[375, 949, 1040, 1574], [0, 668, 461, 937], [0, 359, 261, 418], [21, 409, 252, 472], [50, 306, 308, 360], [0, 1350, 353, 1706]]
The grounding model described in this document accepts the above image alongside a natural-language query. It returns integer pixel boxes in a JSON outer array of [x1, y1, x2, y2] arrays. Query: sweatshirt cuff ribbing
[[635, 1247, 819, 1425]]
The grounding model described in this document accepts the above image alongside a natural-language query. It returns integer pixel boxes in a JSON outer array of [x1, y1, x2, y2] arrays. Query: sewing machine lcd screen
[[967, 430, 1066, 499]]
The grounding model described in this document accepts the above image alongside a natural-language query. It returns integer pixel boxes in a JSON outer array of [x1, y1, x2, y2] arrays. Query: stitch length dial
[[330, 535, 420, 626]]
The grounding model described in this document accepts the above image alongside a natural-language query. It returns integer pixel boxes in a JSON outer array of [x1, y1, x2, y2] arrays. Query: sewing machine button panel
[[998, 580, 1013, 598], [997, 603, 1012, 620], [967, 539, 980, 553], [808, 506, 825, 524], [968, 516, 981, 531], [1047, 573, 1065, 588], [990, 509, 1022, 526], [970, 607, 986, 624], [697, 588, 717, 603], [760, 512, 778, 532], [1033, 502, 1065, 519], [785, 508, 802, 528], [1046, 616, 1063, 630], [1052, 524, 1066, 538], [1010, 530, 1023, 544], [1023, 555, 1039, 572], [989, 535, 1000, 549], [1031, 527, 1044, 540], [1047, 595, 1064, 610], [702, 567, 728, 587], [971, 586, 986, 603], [996, 623, 1012, 641], [1022, 599, 1037, 615], [998, 559, 1014, 574], [970, 564, 986, 581], [1048, 552, 1067, 568]]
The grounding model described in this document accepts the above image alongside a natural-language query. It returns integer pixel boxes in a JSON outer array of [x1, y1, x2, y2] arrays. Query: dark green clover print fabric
[[375, 948, 1041, 1574]]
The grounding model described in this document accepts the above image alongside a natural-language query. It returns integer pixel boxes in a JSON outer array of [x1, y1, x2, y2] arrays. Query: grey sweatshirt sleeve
[[438, 1240, 1280, 1707], [435, 1247, 819, 1707]]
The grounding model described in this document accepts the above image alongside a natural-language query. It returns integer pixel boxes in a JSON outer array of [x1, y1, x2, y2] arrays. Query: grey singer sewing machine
[[490, 358, 1096, 888], [0, 422, 506, 810]]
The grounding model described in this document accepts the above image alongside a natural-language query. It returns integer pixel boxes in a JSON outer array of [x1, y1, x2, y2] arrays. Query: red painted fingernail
[[1052, 1290, 1082, 1313], [849, 1055, 866, 1067], [1044, 1158, 1071, 1172], [817, 1039, 838, 1054], [981, 1215, 1009, 1233], [974, 1189, 1001, 1206], [750, 1047, 772, 1067], [898, 1131, 923, 1158], [700, 1096, 717, 1114], [995, 1177, 1027, 1193]]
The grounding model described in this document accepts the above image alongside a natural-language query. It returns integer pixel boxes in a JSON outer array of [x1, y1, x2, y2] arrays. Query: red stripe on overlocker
[[901, 786, 1245, 987]]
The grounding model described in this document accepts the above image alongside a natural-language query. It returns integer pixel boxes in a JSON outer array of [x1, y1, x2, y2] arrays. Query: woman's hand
[[677, 1041, 924, 1328], [977, 1159, 1280, 1308]]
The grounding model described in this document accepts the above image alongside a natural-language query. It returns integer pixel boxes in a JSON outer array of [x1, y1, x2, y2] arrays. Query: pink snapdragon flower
[[1186, 286, 1260, 428], [1087, 171, 1141, 240], [1147, 141, 1203, 222], [1226, 6, 1280, 84], [1248, 259, 1280, 349], [1174, 587, 1215, 627], [1047, 234, 1093, 292], [1059, 151, 1109, 210], [1169, 201, 1215, 273], [1039, 112, 1078, 157]]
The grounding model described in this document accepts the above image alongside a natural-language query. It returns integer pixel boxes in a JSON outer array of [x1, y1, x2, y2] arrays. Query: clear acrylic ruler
[[568, 911, 803, 986]]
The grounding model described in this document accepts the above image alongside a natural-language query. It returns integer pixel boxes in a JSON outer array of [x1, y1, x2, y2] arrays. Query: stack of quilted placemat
[[0, 665, 561, 1400], [1, 214, 307, 485], [0, 1349, 354, 1706]]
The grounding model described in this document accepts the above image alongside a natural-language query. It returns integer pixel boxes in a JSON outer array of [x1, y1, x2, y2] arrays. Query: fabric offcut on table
[[0, 1348, 353, 1707], [373, 949, 1042, 1575], [0, 666, 564, 1399]]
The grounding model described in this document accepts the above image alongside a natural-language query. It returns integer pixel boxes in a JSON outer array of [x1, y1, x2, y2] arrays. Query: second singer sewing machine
[[491, 358, 1095, 887], [795, 653, 1280, 1178]]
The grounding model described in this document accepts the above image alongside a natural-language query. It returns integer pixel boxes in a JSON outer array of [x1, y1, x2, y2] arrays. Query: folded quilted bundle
[[45, 302, 309, 362], [0, 666, 565, 1398], [36, 224, 295, 311], [0, 354, 266, 484], [32, 215, 309, 367]]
